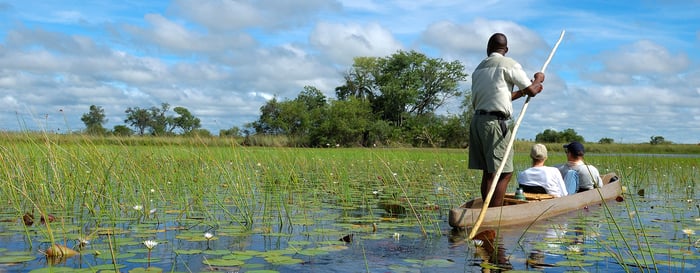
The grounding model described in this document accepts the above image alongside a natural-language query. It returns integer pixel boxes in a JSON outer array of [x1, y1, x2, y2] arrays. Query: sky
[[0, 0, 699, 144]]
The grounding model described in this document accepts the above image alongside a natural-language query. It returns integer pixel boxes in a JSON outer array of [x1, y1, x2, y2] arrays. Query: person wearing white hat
[[517, 143, 568, 197]]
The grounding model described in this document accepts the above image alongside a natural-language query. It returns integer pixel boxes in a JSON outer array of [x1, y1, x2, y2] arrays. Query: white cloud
[[310, 21, 403, 65], [604, 40, 689, 74]]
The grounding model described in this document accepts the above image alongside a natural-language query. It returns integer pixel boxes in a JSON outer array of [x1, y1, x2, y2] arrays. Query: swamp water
[[1, 147, 698, 273]]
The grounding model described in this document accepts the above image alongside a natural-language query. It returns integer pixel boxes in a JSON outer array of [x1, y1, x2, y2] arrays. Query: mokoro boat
[[448, 173, 622, 229]]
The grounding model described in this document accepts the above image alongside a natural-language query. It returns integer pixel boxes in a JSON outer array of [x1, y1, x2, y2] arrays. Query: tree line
[[81, 103, 204, 137], [81, 49, 665, 146]]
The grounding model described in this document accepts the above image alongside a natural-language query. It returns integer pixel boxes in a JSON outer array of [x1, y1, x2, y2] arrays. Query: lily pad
[[128, 267, 163, 273], [202, 258, 245, 266], [264, 255, 303, 265], [174, 249, 202, 255], [0, 255, 35, 263]]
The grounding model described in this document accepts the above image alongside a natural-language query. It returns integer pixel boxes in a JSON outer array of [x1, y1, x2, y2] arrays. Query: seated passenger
[[517, 144, 568, 197], [556, 141, 602, 193]]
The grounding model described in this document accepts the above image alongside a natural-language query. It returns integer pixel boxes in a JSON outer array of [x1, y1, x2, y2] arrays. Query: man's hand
[[525, 72, 545, 97], [533, 72, 545, 83]]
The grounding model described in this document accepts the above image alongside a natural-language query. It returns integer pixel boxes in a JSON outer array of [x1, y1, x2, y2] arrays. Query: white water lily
[[567, 245, 581, 253], [143, 240, 158, 250], [77, 237, 90, 248], [683, 229, 695, 236], [133, 205, 143, 211], [471, 239, 484, 247], [149, 208, 157, 215], [204, 232, 214, 240], [393, 232, 401, 240]]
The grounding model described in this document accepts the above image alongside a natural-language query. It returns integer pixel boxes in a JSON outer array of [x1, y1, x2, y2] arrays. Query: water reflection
[[449, 228, 511, 272]]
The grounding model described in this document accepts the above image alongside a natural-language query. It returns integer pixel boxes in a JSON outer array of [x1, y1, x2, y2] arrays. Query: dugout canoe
[[448, 173, 622, 229]]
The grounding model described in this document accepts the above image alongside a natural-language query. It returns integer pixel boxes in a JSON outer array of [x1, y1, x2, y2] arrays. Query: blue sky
[[0, 0, 698, 144]]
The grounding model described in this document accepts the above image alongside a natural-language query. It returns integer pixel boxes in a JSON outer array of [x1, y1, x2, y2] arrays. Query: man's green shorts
[[468, 114, 513, 173]]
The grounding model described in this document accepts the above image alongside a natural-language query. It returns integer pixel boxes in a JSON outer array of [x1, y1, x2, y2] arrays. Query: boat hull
[[448, 173, 622, 229]]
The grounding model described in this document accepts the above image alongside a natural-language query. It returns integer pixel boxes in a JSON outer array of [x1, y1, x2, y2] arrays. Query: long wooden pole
[[468, 30, 566, 239]]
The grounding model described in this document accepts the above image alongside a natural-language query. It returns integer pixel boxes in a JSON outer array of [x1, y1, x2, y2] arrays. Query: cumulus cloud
[[421, 18, 547, 68], [604, 40, 689, 74], [124, 14, 256, 53], [171, 0, 341, 31], [310, 22, 403, 65]]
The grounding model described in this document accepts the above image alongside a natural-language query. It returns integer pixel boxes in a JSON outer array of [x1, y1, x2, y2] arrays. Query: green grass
[[1, 132, 699, 272]]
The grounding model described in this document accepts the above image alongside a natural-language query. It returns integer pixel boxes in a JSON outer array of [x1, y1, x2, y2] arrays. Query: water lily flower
[[150, 188, 155, 193], [143, 240, 158, 268], [683, 229, 695, 236], [567, 245, 581, 253], [143, 240, 158, 250], [471, 239, 484, 247], [149, 208, 157, 215], [77, 238, 90, 248], [393, 232, 400, 240], [204, 232, 214, 240], [133, 205, 143, 211]]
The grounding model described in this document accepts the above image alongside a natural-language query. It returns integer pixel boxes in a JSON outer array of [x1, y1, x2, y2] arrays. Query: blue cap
[[564, 141, 585, 155]]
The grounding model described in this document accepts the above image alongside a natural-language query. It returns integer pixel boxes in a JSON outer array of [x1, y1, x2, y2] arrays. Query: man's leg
[[481, 171, 513, 207]]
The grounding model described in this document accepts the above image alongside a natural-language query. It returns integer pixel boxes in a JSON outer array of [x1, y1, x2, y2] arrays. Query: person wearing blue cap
[[556, 141, 602, 193]]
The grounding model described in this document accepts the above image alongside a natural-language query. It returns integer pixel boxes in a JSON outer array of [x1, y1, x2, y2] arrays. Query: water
[[2, 191, 698, 273]]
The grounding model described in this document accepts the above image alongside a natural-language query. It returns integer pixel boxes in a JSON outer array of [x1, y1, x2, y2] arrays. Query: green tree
[[535, 129, 560, 143], [598, 137, 614, 144], [112, 125, 133, 136], [148, 103, 172, 136], [373, 50, 466, 126], [124, 107, 151, 135], [336, 57, 379, 101], [650, 135, 670, 145], [560, 128, 584, 143], [310, 97, 373, 147], [220, 126, 242, 137], [535, 128, 584, 143], [173, 106, 201, 135], [81, 105, 107, 135]]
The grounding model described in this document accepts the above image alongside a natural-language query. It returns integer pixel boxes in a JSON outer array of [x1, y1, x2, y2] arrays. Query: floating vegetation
[[1, 137, 699, 272]]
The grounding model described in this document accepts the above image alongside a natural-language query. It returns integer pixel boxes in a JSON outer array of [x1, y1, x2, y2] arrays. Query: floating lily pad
[[0, 255, 35, 263], [202, 258, 245, 266], [264, 255, 303, 265], [297, 248, 329, 256], [202, 249, 231, 255], [174, 249, 202, 255], [403, 258, 454, 267], [128, 267, 163, 273], [554, 260, 593, 267], [126, 258, 161, 263], [28, 267, 76, 273]]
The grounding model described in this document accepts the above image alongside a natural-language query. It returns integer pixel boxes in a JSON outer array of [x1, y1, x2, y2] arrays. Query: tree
[[112, 125, 133, 136], [598, 137, 614, 144], [124, 107, 151, 135], [336, 57, 379, 101], [310, 97, 373, 147], [148, 103, 172, 136], [81, 105, 107, 135], [220, 126, 242, 137], [535, 128, 584, 143], [650, 135, 670, 145], [372, 50, 466, 126], [173, 106, 201, 135]]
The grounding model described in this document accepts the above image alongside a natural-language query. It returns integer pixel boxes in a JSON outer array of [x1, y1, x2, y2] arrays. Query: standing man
[[469, 33, 545, 207]]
